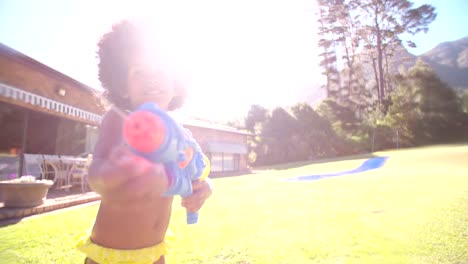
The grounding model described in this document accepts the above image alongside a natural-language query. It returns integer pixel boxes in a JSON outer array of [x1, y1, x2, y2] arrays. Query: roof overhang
[[0, 82, 102, 125], [206, 142, 248, 154]]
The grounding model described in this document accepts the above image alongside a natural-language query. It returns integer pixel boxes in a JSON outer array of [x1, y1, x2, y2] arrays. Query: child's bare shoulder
[[101, 109, 124, 130]]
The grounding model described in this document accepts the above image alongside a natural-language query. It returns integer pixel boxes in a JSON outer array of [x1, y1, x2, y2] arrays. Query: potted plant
[[0, 176, 53, 207]]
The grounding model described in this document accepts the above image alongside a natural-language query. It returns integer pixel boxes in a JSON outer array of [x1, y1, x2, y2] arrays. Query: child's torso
[[91, 109, 174, 249], [91, 196, 173, 249]]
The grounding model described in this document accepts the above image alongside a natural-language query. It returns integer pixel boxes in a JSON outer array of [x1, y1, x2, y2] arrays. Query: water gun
[[122, 102, 210, 224]]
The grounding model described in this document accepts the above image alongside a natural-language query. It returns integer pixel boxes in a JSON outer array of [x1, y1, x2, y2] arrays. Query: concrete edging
[[0, 192, 101, 221]]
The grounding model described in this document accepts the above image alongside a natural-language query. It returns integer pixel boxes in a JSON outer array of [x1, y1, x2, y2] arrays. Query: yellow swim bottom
[[76, 230, 172, 264]]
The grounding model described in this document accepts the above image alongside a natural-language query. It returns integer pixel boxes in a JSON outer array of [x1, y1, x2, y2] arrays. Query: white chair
[[40, 157, 55, 182], [42, 155, 71, 191], [69, 155, 92, 193]]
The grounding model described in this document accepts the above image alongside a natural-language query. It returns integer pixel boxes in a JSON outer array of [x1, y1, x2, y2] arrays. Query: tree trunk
[[375, 20, 385, 103], [318, 6, 332, 98], [344, 43, 353, 95], [332, 42, 341, 97], [372, 56, 381, 100], [384, 50, 390, 94]]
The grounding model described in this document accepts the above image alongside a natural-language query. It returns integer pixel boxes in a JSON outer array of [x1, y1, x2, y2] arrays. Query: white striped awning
[[0, 82, 102, 124]]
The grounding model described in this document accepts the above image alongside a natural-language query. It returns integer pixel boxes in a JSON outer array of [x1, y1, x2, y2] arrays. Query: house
[[181, 118, 251, 176], [0, 42, 250, 179]]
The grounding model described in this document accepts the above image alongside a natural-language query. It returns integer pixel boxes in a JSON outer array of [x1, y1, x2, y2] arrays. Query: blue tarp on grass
[[287, 156, 389, 182]]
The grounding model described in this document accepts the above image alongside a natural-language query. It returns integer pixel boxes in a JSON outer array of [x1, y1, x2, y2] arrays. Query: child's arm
[[181, 178, 213, 213], [87, 110, 122, 196], [88, 111, 169, 202]]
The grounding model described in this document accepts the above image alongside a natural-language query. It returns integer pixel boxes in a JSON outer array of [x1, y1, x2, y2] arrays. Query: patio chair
[[40, 156, 56, 182], [42, 155, 71, 191], [69, 155, 92, 193]]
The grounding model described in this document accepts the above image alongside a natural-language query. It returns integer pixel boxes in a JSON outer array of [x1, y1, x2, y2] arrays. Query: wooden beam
[[17, 110, 29, 178]]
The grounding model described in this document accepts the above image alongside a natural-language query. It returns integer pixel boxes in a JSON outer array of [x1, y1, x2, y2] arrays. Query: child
[[76, 20, 213, 264]]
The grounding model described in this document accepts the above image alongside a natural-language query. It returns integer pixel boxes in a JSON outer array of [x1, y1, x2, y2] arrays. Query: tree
[[261, 107, 298, 164], [334, 1, 362, 97], [317, 0, 343, 98], [385, 59, 465, 146], [317, 0, 437, 106], [245, 104, 269, 133], [354, 0, 436, 103], [291, 103, 338, 158], [316, 98, 361, 136], [458, 89, 468, 113], [316, 98, 363, 155], [244, 105, 270, 165]]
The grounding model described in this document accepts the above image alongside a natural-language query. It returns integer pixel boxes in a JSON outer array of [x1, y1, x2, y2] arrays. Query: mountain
[[419, 36, 468, 89], [356, 36, 468, 91]]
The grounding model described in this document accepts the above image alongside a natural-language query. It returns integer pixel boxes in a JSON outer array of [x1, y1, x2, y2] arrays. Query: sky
[[0, 0, 467, 122]]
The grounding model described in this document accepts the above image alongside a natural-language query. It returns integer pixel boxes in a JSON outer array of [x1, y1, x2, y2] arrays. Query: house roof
[[0, 42, 251, 135], [0, 42, 107, 124], [0, 43, 100, 96], [178, 116, 252, 136], [205, 142, 248, 154]]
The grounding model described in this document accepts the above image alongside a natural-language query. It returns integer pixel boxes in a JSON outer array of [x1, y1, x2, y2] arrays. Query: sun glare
[[69, 0, 321, 121]]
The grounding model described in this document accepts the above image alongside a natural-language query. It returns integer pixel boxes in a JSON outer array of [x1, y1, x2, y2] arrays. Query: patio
[[0, 186, 100, 225]]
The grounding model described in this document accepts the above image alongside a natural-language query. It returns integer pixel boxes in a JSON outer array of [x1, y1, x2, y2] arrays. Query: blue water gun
[[122, 102, 210, 224]]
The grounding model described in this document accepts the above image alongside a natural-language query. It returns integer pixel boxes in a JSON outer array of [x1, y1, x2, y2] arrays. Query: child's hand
[[181, 178, 213, 212], [88, 146, 169, 201]]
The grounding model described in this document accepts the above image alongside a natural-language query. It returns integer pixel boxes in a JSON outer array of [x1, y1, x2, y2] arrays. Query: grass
[[1, 144, 467, 263]]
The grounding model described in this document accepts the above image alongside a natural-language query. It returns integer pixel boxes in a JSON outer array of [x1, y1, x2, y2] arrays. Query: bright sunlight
[[1, 0, 324, 121], [102, 0, 323, 121]]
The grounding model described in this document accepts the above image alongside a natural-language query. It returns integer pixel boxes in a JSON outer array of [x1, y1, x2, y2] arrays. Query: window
[[210, 153, 223, 172], [223, 154, 234, 171], [233, 154, 240, 171], [208, 152, 241, 173]]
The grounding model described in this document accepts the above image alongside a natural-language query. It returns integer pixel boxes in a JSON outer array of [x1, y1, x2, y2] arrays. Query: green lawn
[[1, 145, 467, 264]]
